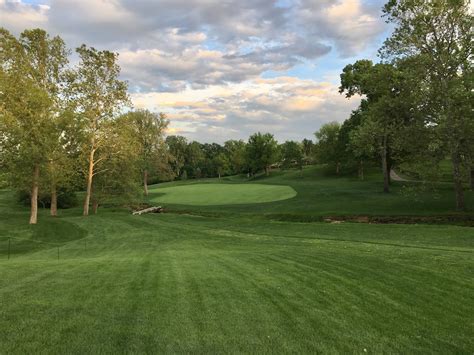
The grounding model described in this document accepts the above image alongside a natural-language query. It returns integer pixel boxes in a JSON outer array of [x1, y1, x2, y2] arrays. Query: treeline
[[165, 134, 314, 181], [0, 27, 313, 224], [314, 0, 473, 210]]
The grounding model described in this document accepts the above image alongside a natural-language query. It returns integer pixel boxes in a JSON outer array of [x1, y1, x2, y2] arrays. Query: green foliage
[[246, 132, 278, 175], [118, 110, 172, 190], [314, 122, 341, 172], [166, 135, 188, 177], [380, 0, 473, 209], [301, 138, 315, 164], [280, 141, 303, 170], [91, 119, 141, 207]]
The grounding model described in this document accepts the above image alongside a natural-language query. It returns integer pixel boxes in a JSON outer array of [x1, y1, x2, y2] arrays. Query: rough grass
[[0, 166, 473, 353]]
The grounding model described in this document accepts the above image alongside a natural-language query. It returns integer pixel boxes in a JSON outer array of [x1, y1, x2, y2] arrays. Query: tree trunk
[[218, 173, 221, 179], [359, 160, 364, 180], [265, 166, 269, 176], [336, 162, 340, 175], [382, 135, 389, 193], [92, 200, 99, 214], [451, 151, 465, 210], [143, 169, 148, 196], [29, 164, 40, 224], [83, 147, 95, 216], [50, 183, 57, 217]]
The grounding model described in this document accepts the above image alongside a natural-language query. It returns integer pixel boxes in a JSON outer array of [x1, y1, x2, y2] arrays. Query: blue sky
[[1, 0, 391, 143]]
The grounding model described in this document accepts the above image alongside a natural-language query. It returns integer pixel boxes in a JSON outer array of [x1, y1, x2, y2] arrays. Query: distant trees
[[281, 141, 304, 170], [246, 133, 279, 175], [314, 122, 342, 174], [166, 135, 187, 179], [224, 140, 247, 175], [301, 139, 315, 165]]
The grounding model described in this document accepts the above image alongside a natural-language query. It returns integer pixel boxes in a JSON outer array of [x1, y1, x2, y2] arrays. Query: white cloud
[[131, 77, 360, 142], [0, 0, 49, 33], [296, 0, 385, 57], [1, 0, 385, 141]]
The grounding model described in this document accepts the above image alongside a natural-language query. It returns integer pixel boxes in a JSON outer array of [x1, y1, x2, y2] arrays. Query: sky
[[1, 0, 391, 143]]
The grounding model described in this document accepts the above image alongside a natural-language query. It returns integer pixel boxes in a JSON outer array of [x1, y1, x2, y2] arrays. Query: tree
[[120, 110, 168, 196], [166, 135, 187, 178], [281, 141, 304, 170], [224, 140, 247, 175], [301, 138, 315, 165], [201, 143, 224, 177], [246, 133, 278, 175], [380, 0, 473, 209], [314, 122, 341, 174], [46, 108, 82, 216], [337, 102, 374, 179], [70, 45, 128, 216], [214, 153, 230, 179], [0, 28, 69, 224], [89, 118, 140, 213], [185, 141, 205, 178], [340, 60, 417, 192]]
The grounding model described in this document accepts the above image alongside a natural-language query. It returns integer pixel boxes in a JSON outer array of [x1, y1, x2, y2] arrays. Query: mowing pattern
[[149, 183, 297, 205], [0, 208, 473, 353]]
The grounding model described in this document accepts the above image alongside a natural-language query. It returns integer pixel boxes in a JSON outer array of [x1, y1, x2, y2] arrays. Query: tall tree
[[120, 110, 169, 196], [246, 133, 278, 175], [90, 118, 140, 213], [224, 140, 247, 175], [166, 135, 187, 178], [380, 0, 473, 209], [46, 108, 82, 216], [0, 28, 69, 224], [281, 141, 304, 170], [338, 102, 374, 179], [70, 45, 128, 216], [214, 152, 230, 179], [185, 141, 205, 178], [314, 122, 341, 174], [340, 61, 416, 192]]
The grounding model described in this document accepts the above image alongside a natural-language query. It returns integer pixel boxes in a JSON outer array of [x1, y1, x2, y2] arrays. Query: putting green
[[149, 183, 296, 205]]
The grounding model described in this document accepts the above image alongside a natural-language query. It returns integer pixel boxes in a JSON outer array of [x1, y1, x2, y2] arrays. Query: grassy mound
[[149, 183, 296, 205]]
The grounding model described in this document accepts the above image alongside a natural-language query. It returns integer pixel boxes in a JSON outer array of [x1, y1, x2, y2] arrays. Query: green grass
[[149, 165, 473, 218], [149, 183, 296, 205], [0, 166, 473, 353]]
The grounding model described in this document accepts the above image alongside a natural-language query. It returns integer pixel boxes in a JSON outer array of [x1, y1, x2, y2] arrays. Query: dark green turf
[[0, 167, 473, 353], [148, 165, 473, 218]]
